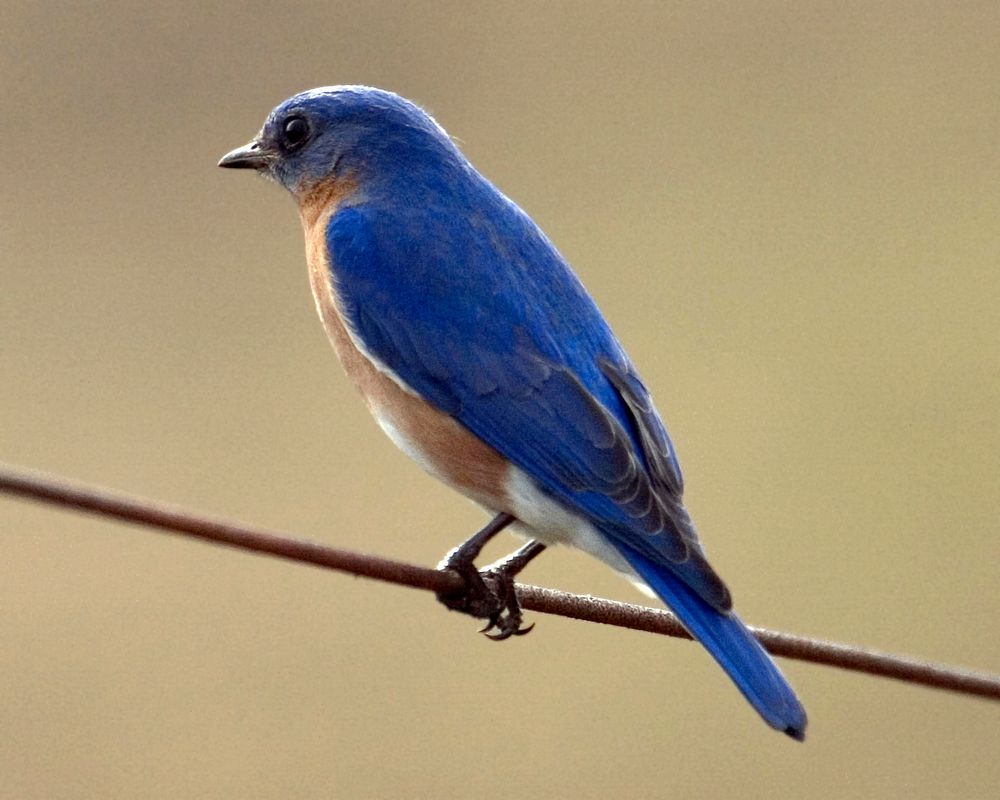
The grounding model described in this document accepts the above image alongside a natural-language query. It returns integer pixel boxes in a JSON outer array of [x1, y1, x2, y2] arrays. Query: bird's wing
[[328, 204, 730, 611]]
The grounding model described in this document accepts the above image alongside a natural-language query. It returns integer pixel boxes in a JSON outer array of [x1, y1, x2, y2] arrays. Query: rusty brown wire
[[2, 461, 998, 702]]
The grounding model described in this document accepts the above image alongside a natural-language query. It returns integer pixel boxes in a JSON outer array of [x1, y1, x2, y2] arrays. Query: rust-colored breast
[[297, 177, 511, 512]]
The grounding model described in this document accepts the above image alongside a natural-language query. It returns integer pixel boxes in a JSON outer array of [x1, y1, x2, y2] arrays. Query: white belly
[[504, 466, 642, 581]]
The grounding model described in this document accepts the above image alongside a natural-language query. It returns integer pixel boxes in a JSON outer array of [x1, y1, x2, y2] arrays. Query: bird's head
[[218, 85, 461, 199]]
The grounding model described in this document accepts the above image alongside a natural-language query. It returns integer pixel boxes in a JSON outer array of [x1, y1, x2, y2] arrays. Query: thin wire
[[2, 461, 998, 702]]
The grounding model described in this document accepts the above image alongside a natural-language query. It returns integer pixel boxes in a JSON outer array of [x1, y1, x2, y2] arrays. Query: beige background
[[2, 2, 998, 797]]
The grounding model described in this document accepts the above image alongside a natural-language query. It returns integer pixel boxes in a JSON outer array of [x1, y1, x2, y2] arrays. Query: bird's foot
[[436, 556, 534, 641], [435, 516, 544, 641]]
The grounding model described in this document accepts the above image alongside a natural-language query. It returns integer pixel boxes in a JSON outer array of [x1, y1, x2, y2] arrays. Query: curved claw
[[481, 596, 534, 641], [478, 614, 501, 635], [484, 617, 534, 641]]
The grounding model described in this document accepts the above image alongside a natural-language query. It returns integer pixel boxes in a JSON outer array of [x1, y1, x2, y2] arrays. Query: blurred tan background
[[2, 2, 998, 797]]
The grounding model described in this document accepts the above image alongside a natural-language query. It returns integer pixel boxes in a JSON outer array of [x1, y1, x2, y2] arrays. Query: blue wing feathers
[[327, 173, 805, 736], [329, 198, 728, 600]]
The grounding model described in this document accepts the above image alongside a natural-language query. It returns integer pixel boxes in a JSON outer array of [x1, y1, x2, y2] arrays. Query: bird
[[219, 85, 807, 739]]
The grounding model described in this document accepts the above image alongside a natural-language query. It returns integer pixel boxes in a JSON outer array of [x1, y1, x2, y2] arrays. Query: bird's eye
[[281, 116, 310, 151]]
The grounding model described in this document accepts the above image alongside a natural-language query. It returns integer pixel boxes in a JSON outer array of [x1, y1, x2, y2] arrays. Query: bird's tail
[[613, 542, 807, 740]]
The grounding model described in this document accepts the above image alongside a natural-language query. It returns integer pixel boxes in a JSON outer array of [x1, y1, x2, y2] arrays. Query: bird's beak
[[218, 140, 271, 170]]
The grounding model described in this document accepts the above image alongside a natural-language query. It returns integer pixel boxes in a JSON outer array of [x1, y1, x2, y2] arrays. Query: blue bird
[[219, 86, 807, 739]]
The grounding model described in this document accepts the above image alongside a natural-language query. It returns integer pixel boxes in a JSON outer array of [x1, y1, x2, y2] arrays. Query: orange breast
[[298, 180, 511, 512]]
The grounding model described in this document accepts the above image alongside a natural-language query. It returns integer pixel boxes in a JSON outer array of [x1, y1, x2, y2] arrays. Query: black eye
[[282, 116, 310, 150]]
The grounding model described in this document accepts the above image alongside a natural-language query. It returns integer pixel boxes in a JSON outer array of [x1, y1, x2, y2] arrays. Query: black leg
[[437, 512, 516, 572], [436, 514, 547, 639]]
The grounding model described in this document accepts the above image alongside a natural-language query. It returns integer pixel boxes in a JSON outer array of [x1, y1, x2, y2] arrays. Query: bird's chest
[[301, 211, 511, 512], [303, 223, 386, 405]]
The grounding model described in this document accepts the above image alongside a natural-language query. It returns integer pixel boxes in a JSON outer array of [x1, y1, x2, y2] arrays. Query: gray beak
[[218, 140, 270, 170]]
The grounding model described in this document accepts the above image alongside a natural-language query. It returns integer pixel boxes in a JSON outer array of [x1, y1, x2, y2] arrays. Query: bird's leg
[[436, 513, 546, 639], [436, 513, 515, 620]]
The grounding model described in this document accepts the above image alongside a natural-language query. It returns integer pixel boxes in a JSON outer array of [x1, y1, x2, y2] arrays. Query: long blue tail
[[614, 543, 807, 740]]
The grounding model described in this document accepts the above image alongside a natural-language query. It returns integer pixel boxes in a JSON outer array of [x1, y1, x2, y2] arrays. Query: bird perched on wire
[[219, 86, 807, 739]]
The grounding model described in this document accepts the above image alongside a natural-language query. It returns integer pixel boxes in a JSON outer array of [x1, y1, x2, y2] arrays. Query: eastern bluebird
[[219, 86, 807, 739]]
